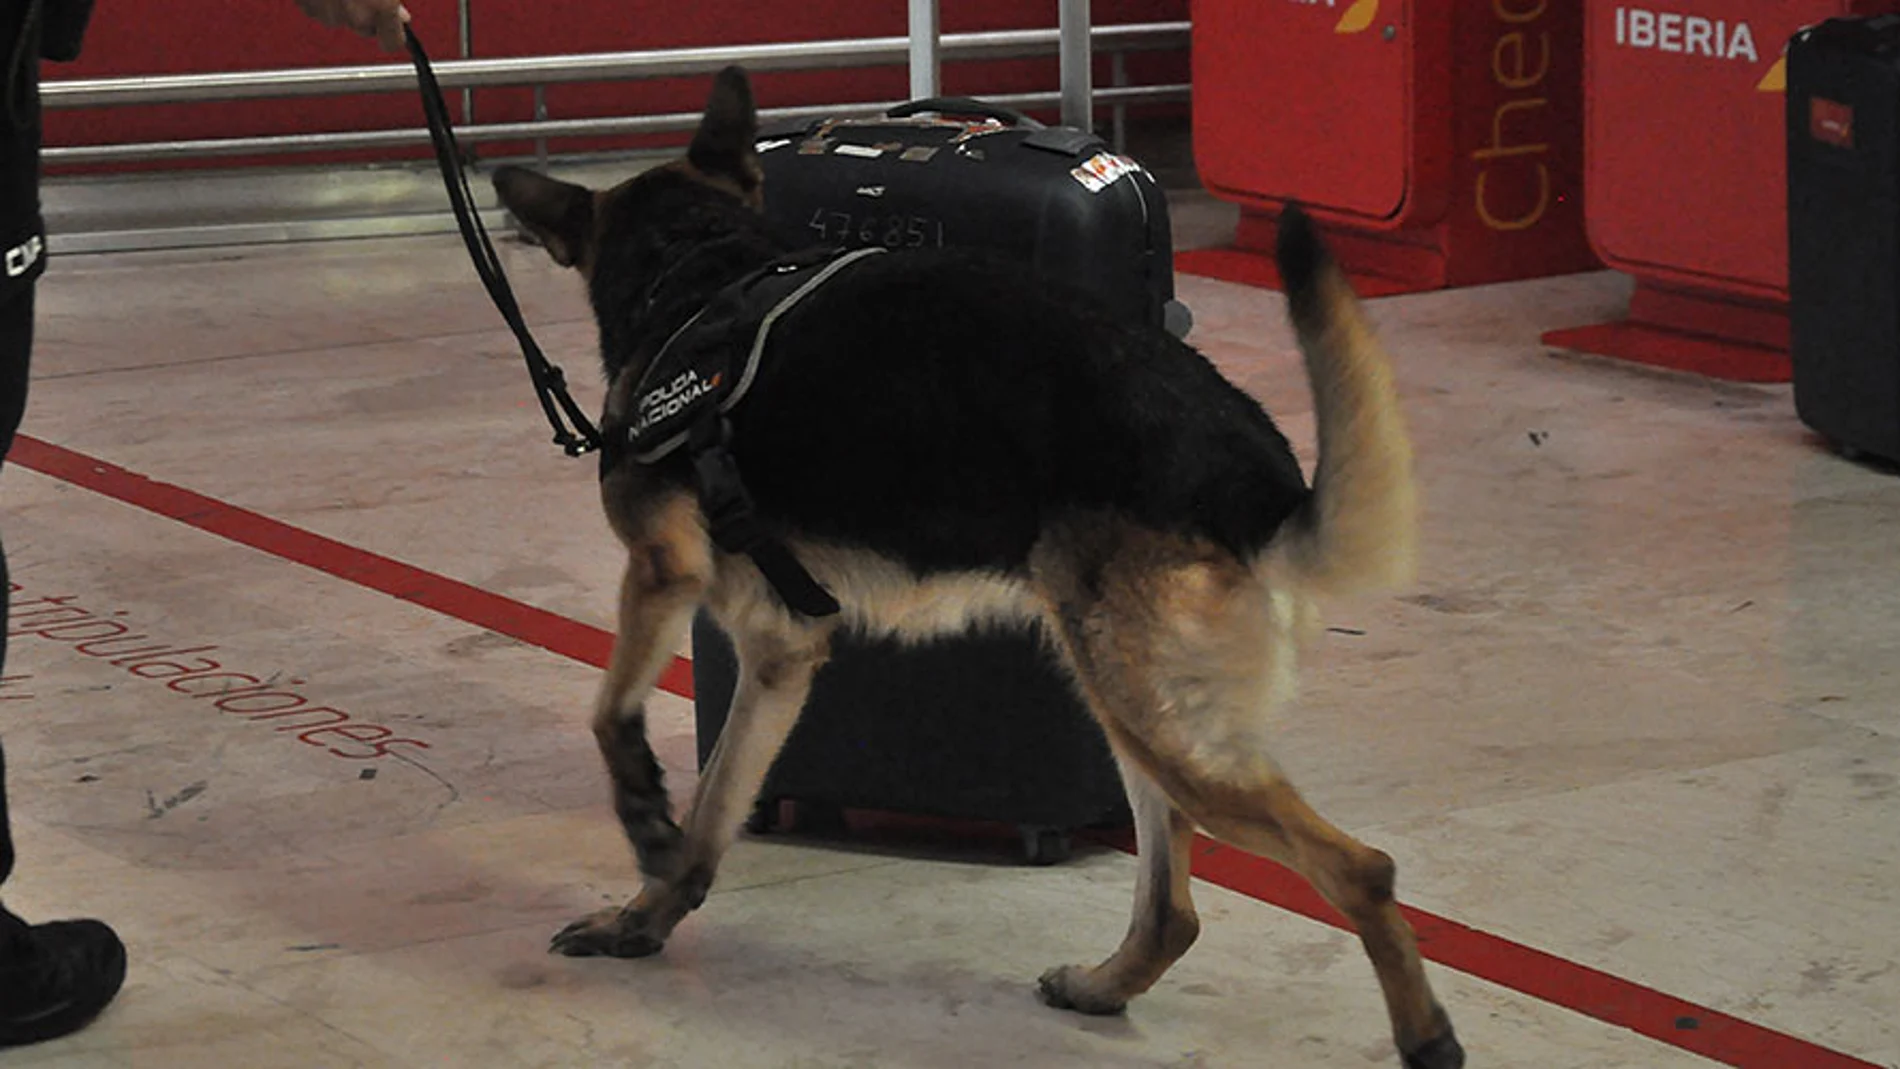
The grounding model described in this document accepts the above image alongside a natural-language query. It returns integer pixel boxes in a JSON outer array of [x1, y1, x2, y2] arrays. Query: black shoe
[[0, 918, 127, 1048]]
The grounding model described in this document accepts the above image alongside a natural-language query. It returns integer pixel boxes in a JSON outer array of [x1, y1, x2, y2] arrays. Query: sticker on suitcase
[[1070, 152, 1144, 194], [1810, 98, 1854, 149]]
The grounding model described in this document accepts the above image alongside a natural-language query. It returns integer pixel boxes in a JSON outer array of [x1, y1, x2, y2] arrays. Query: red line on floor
[[11, 435, 1880, 1069], [7, 436, 694, 699], [1174, 840, 1881, 1069]]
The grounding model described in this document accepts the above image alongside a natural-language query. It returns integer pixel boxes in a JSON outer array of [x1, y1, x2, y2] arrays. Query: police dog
[[491, 67, 1463, 1069]]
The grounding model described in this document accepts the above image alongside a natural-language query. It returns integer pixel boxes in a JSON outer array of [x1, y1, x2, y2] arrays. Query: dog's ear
[[493, 166, 594, 269], [687, 65, 762, 201]]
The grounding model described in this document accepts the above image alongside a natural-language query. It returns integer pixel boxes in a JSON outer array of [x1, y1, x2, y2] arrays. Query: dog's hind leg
[[1223, 787, 1460, 1069], [1083, 711, 1461, 1068], [1143, 751, 1463, 1069], [550, 491, 713, 958], [1036, 752, 1199, 1015], [1034, 535, 1462, 1069]]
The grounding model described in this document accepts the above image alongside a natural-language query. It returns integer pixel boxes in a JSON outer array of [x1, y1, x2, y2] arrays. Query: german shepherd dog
[[491, 67, 1464, 1069]]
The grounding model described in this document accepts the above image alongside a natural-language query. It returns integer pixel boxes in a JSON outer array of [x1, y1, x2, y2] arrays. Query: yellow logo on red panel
[[1336, 0, 1379, 34], [1757, 55, 1786, 92]]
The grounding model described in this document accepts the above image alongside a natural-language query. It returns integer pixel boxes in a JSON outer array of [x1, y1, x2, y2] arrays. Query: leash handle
[[405, 26, 602, 457]]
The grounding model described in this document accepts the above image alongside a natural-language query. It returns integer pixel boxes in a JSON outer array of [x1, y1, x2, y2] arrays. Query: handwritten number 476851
[[809, 209, 945, 250]]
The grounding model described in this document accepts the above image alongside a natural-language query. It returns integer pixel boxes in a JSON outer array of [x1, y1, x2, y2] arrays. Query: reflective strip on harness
[[625, 246, 886, 464]]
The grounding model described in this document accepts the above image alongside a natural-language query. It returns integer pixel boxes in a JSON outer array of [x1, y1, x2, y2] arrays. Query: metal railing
[[40, 23, 1190, 168]]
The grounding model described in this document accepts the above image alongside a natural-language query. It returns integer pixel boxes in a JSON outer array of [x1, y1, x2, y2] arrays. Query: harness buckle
[[688, 417, 763, 554]]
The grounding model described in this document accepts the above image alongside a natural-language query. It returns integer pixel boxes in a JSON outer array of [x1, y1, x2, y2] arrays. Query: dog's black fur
[[571, 164, 1314, 576], [492, 66, 1462, 1069]]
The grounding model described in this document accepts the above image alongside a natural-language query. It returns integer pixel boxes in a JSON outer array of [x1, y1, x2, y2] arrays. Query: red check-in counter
[[1183, 0, 1598, 296], [1540, 0, 1900, 382]]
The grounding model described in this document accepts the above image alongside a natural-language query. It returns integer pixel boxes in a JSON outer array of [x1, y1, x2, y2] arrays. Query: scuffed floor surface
[[2, 190, 1896, 1068]]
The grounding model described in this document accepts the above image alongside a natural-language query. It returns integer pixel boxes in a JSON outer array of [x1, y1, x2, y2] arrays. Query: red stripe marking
[[1155, 834, 1883, 1069], [10, 434, 1881, 1069], [7, 436, 694, 699]]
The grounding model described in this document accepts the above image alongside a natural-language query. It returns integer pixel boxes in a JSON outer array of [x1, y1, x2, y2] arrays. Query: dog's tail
[[1266, 205, 1418, 597]]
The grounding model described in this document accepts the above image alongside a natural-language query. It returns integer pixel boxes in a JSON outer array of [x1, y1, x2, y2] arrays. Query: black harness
[[602, 246, 887, 619]]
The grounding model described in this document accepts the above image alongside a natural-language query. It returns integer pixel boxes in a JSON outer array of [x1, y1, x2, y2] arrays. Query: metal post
[[533, 84, 549, 170], [458, 0, 474, 126], [908, 0, 940, 101], [1059, 0, 1091, 131]]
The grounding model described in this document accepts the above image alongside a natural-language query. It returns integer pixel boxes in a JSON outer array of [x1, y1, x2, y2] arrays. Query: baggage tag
[[1069, 152, 1145, 194], [1809, 98, 1854, 150]]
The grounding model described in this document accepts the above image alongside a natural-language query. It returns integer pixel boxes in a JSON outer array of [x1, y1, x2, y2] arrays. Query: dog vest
[[603, 245, 887, 618]]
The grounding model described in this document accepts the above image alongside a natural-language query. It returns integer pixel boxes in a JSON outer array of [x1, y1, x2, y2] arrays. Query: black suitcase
[[753, 97, 1193, 340], [691, 616, 1130, 865], [688, 95, 1170, 864], [1788, 14, 1900, 464]]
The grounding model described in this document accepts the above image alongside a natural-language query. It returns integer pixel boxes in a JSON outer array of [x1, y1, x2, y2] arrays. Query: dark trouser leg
[[0, 283, 127, 1048], [1, 287, 37, 894]]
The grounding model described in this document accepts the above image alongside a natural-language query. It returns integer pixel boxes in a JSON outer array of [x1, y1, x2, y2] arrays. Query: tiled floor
[[2, 181, 1896, 1068]]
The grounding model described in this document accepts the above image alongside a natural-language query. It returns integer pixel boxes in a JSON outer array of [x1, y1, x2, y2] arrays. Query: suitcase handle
[[886, 96, 1046, 129]]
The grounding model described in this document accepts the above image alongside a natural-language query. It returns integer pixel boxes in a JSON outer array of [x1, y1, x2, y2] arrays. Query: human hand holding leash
[[295, 0, 411, 53]]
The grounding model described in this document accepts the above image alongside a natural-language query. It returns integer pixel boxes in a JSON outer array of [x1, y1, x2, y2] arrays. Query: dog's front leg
[[663, 624, 828, 906], [551, 495, 713, 959], [553, 607, 828, 959]]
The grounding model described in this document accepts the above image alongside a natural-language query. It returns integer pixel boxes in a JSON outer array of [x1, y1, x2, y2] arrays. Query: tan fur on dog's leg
[[1207, 782, 1446, 1059], [1035, 530, 1459, 1066], [1037, 753, 1198, 1014], [1125, 731, 1449, 1058], [1103, 703, 1459, 1067], [551, 493, 713, 958], [675, 624, 829, 876]]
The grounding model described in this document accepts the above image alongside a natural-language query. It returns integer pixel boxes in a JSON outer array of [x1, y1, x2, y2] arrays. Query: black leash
[[405, 26, 602, 457]]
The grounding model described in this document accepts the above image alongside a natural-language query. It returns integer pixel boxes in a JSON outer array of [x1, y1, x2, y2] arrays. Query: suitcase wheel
[[1020, 826, 1073, 866], [745, 797, 779, 835], [1164, 300, 1194, 340], [783, 798, 849, 836]]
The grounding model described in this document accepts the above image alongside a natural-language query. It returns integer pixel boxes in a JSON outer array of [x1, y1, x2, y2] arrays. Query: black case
[[1788, 15, 1900, 463], [689, 102, 1165, 863], [692, 616, 1130, 864], [753, 98, 1192, 339]]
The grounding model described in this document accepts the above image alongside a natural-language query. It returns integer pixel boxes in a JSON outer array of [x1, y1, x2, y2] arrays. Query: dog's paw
[[548, 907, 666, 959], [1036, 964, 1129, 1016], [1401, 1006, 1466, 1069], [1401, 1032, 1465, 1069]]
